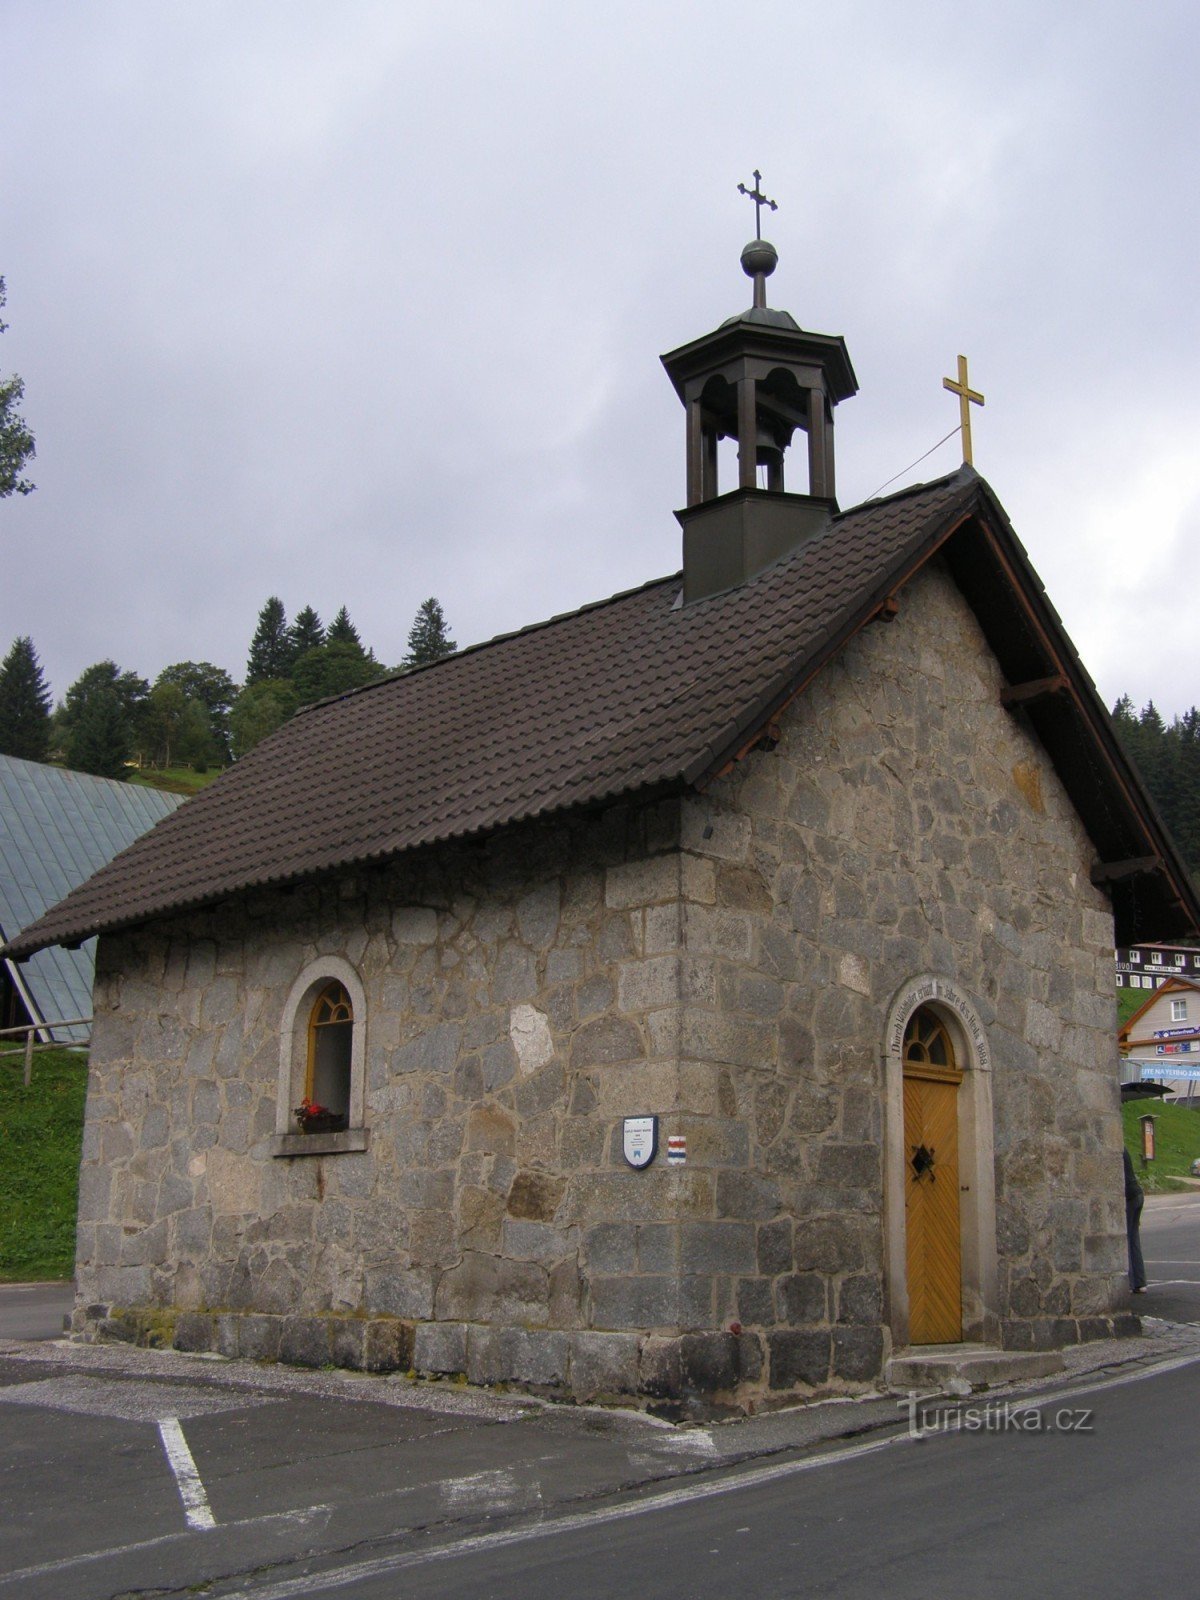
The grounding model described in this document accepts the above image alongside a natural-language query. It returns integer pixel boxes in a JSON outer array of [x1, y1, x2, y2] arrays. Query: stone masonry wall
[[72, 557, 1132, 1411], [668, 558, 1131, 1389]]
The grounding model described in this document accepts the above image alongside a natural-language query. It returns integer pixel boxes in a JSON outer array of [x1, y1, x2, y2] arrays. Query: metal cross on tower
[[737, 170, 778, 239], [943, 354, 985, 467]]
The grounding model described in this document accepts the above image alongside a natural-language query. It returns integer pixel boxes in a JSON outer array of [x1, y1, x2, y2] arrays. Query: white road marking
[[158, 1416, 216, 1530], [0, 1506, 330, 1588], [440, 1468, 519, 1509], [214, 1346, 1200, 1600]]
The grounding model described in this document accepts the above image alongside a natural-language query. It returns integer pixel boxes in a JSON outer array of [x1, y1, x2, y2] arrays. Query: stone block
[[776, 1273, 827, 1325], [467, 1326, 569, 1387], [279, 1316, 332, 1367], [736, 1277, 774, 1326], [584, 1223, 637, 1273], [768, 1329, 832, 1389], [590, 1274, 713, 1331], [173, 1312, 216, 1354], [435, 1253, 549, 1325], [643, 904, 682, 954], [330, 1318, 366, 1370], [214, 1314, 241, 1359], [715, 864, 772, 914], [516, 883, 560, 948], [393, 907, 438, 944], [363, 1268, 434, 1320], [836, 1274, 883, 1325], [757, 1219, 793, 1276], [509, 1005, 555, 1075], [364, 1317, 414, 1371], [680, 1011, 773, 1070], [639, 1335, 682, 1399], [1083, 1233, 1126, 1274], [681, 854, 716, 905], [794, 1216, 864, 1274], [605, 856, 679, 910], [637, 1224, 679, 1273], [577, 975, 615, 1017], [512, 1064, 567, 1121], [502, 1220, 571, 1264], [815, 1143, 880, 1191], [570, 1015, 646, 1067], [680, 1331, 740, 1394], [237, 1312, 282, 1361], [681, 802, 750, 862], [680, 1222, 756, 1275], [617, 956, 679, 1014], [832, 1326, 883, 1382], [568, 1331, 640, 1400], [507, 1169, 567, 1222], [716, 1170, 781, 1222], [414, 1320, 468, 1375]]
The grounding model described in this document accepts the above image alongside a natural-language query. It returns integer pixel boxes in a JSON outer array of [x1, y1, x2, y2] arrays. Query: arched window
[[306, 980, 353, 1126], [274, 956, 368, 1151], [902, 1007, 954, 1073]]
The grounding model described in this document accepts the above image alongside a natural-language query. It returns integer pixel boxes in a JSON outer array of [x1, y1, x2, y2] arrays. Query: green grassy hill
[[127, 765, 222, 796], [1122, 1094, 1200, 1193], [0, 1048, 88, 1280]]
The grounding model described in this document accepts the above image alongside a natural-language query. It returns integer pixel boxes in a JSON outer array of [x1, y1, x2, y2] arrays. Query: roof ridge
[[296, 568, 683, 717], [837, 463, 976, 519]]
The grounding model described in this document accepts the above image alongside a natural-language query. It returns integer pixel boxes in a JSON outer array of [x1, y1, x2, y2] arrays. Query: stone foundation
[[70, 1303, 1141, 1417]]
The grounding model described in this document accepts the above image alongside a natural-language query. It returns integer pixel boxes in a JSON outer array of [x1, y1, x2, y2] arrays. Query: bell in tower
[[661, 176, 858, 603]]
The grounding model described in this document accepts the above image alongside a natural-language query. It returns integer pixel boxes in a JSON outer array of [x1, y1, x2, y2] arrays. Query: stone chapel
[[7, 230, 1198, 1413]]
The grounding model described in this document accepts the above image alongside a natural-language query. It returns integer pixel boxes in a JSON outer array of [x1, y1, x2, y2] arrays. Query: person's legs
[[1127, 1194, 1147, 1291]]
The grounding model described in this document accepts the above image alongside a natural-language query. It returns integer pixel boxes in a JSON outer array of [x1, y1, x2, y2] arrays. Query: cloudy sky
[[3, 1, 1197, 716]]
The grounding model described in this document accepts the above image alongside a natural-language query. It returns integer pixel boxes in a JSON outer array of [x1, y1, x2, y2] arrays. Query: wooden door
[[903, 1009, 962, 1344]]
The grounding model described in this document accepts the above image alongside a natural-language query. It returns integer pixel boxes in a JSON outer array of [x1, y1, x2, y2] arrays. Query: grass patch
[[0, 1047, 88, 1281], [1122, 1093, 1200, 1192], [127, 765, 223, 795], [1117, 986, 1147, 1027]]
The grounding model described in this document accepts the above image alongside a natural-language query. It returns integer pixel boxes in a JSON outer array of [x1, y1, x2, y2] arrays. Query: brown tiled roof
[[6, 467, 1198, 955]]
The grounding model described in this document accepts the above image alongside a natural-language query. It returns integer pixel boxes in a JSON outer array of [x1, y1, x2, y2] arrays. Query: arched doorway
[[902, 1007, 963, 1343], [883, 976, 998, 1350]]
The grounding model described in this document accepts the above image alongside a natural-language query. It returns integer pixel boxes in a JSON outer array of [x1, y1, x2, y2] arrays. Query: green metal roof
[[0, 756, 182, 1042]]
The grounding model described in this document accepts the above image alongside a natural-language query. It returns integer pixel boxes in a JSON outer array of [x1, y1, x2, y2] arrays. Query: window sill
[[271, 1128, 370, 1158]]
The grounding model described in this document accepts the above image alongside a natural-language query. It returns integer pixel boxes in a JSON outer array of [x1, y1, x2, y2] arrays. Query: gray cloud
[[3, 0, 1196, 716]]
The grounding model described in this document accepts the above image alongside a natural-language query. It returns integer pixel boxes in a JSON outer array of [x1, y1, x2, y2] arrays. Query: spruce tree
[[246, 597, 292, 684], [65, 687, 130, 778], [288, 605, 325, 658], [403, 598, 456, 668], [61, 661, 147, 773], [326, 606, 362, 650], [292, 643, 381, 707], [0, 635, 52, 761]]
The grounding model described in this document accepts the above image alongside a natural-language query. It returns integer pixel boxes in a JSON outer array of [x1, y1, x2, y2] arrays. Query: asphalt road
[[1141, 1191, 1200, 1320], [303, 1355, 1200, 1600], [0, 1196, 1195, 1598], [0, 1282, 72, 1342]]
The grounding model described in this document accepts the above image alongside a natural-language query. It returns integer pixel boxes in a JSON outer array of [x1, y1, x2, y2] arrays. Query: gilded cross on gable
[[943, 354, 985, 467], [737, 169, 778, 240]]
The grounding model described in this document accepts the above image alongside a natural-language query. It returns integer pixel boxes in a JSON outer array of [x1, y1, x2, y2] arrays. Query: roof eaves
[[966, 479, 1200, 937]]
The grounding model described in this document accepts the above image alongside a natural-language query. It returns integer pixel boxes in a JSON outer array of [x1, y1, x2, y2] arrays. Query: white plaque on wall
[[622, 1115, 658, 1170]]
